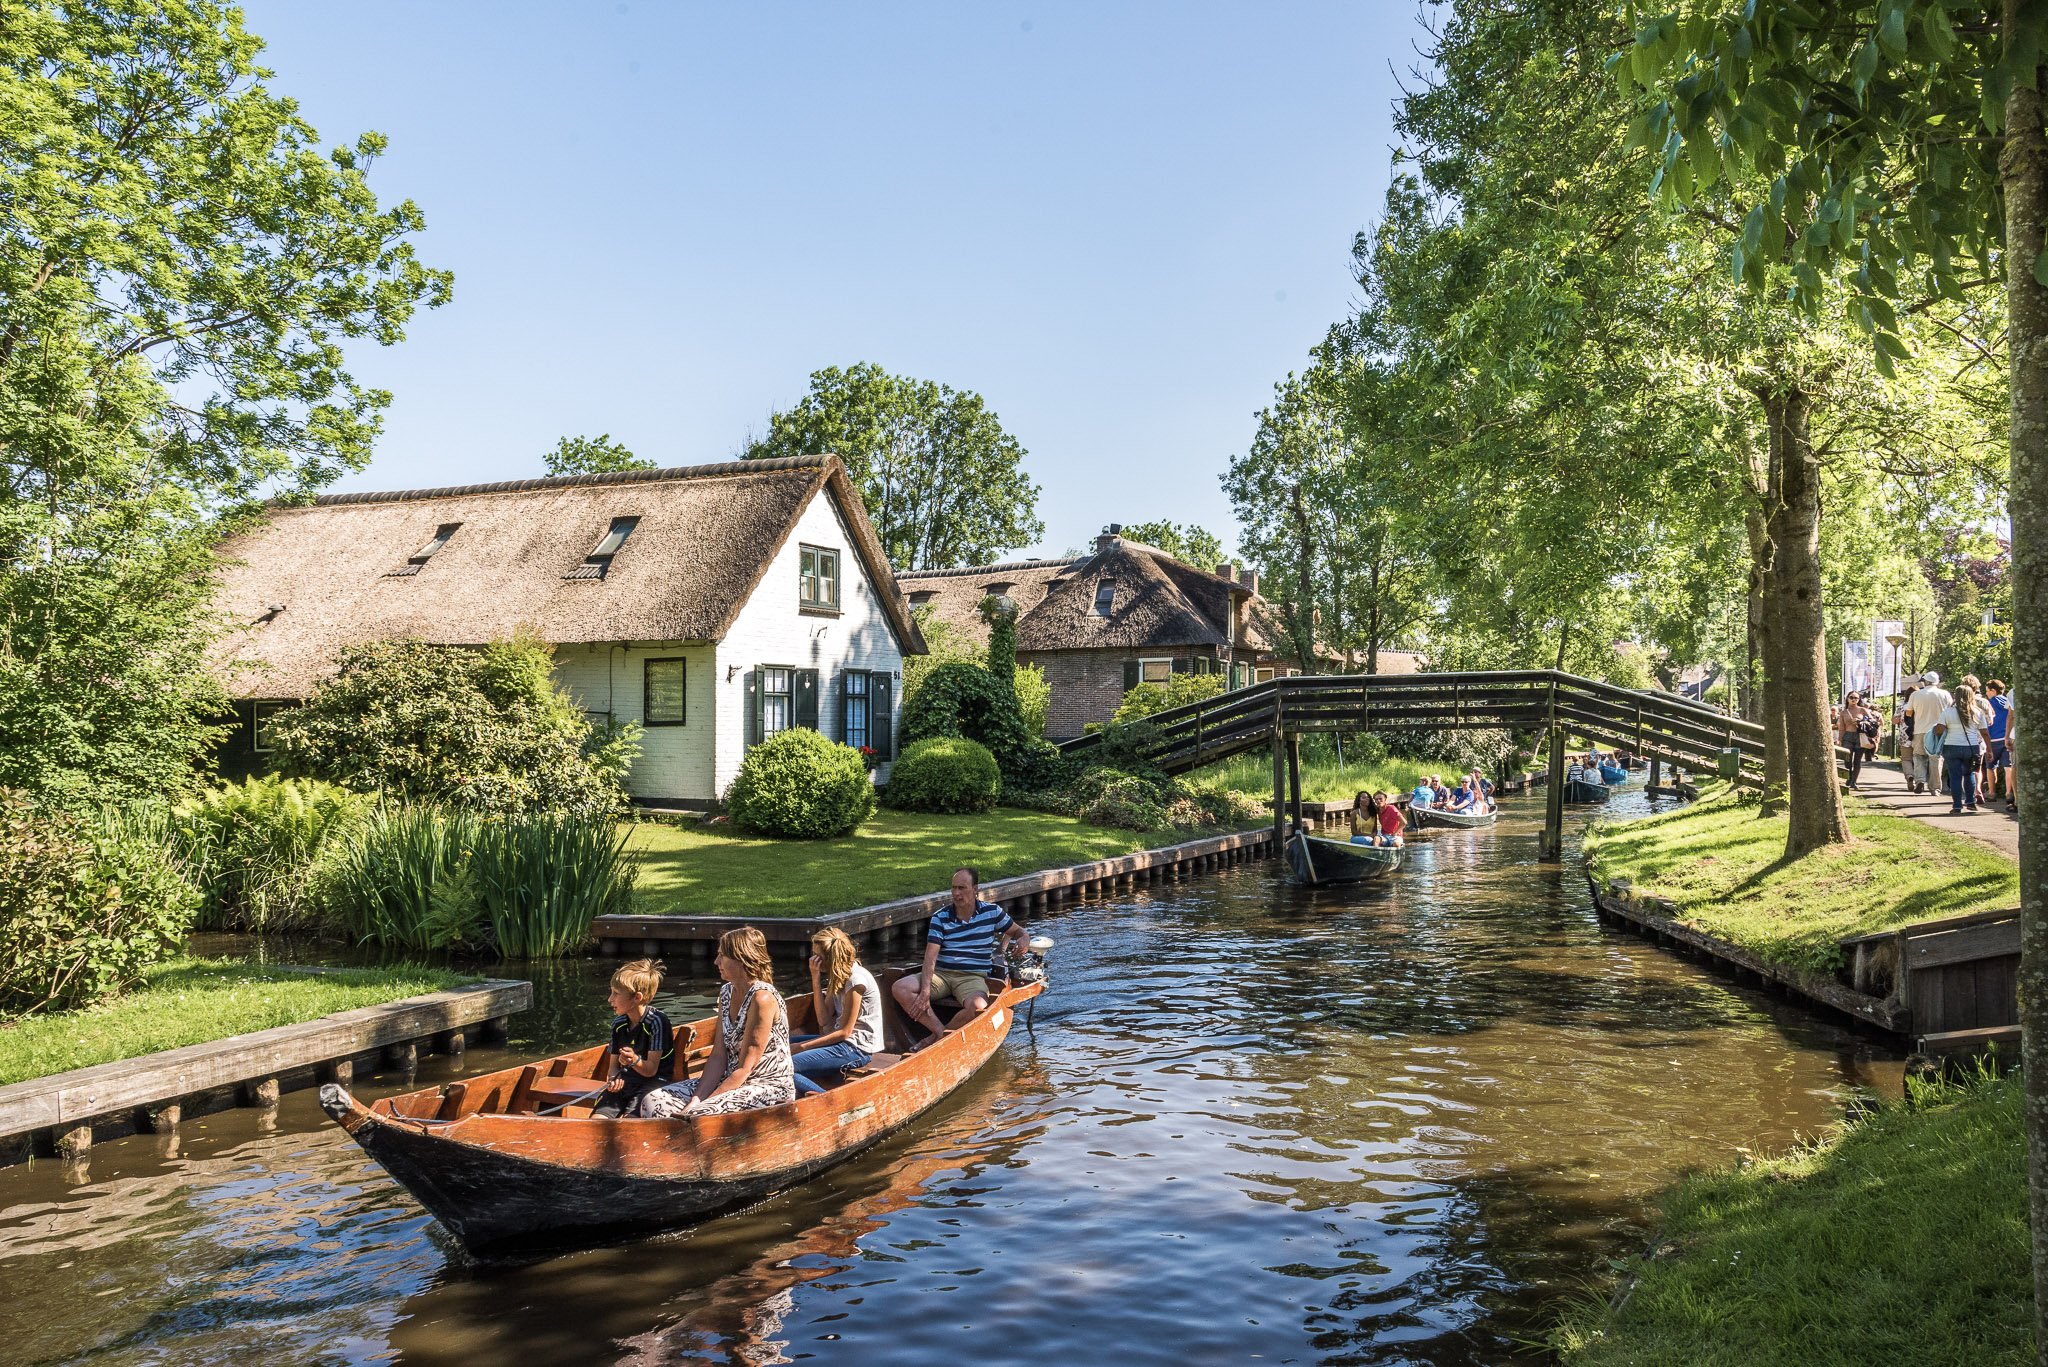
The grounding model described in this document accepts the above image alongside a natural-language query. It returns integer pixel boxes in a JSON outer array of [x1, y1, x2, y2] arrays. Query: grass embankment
[[1583, 786, 2019, 975], [626, 808, 1239, 918], [1556, 1069, 2031, 1365], [1191, 752, 1435, 804], [0, 958, 474, 1085]]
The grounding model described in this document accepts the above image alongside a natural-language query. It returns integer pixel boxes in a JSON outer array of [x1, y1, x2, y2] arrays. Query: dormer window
[[908, 590, 937, 608], [387, 522, 461, 577], [1092, 579, 1117, 616], [567, 516, 639, 580], [800, 544, 840, 612], [984, 580, 1015, 598]]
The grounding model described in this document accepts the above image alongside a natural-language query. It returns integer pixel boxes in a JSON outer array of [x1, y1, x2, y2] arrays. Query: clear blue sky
[[241, 1, 1426, 561]]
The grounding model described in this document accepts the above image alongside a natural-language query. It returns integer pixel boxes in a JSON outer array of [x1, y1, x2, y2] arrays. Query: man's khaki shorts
[[928, 969, 992, 1005]]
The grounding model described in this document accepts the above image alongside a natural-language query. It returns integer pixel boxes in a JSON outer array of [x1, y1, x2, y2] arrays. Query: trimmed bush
[[176, 776, 371, 932], [0, 791, 197, 1016], [726, 729, 876, 839], [886, 737, 1001, 813]]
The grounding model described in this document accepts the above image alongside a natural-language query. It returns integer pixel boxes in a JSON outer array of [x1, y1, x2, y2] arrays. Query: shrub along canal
[[0, 790, 1903, 1366]]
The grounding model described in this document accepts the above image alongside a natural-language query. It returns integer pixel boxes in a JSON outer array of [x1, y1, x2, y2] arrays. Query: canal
[[0, 791, 1902, 1365]]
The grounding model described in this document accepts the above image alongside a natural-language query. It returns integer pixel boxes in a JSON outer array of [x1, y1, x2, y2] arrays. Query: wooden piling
[[1540, 725, 1567, 862]]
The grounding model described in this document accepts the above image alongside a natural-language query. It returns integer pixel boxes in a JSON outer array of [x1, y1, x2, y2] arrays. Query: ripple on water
[[0, 798, 1903, 1366]]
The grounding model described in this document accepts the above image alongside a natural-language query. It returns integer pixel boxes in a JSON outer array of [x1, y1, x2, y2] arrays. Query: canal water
[[0, 792, 1902, 1366]]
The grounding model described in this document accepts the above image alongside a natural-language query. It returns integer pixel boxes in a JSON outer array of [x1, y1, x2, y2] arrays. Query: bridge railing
[[1056, 669, 1774, 785]]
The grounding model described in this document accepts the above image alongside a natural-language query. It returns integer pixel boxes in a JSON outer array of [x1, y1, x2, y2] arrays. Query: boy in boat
[[1373, 790, 1406, 846], [595, 958, 673, 1119], [894, 867, 1029, 1047]]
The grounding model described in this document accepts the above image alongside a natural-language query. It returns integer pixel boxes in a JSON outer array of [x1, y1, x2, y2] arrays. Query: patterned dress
[[639, 980, 795, 1118]]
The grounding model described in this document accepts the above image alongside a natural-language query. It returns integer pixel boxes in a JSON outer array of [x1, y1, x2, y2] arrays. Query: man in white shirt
[[1906, 671, 1953, 794]]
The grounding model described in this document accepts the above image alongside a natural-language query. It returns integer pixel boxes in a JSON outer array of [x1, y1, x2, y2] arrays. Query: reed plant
[[321, 805, 485, 953], [469, 811, 636, 958]]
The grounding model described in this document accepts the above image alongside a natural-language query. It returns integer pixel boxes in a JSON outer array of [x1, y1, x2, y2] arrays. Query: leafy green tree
[[0, 1, 450, 807], [1120, 520, 1229, 570], [265, 638, 640, 815], [743, 363, 1042, 570], [544, 434, 653, 477], [1111, 672, 1224, 724]]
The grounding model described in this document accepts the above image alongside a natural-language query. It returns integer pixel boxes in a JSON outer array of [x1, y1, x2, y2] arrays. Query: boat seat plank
[[845, 1052, 904, 1078]]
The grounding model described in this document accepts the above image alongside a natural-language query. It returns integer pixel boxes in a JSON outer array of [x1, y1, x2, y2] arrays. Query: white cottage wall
[[713, 488, 906, 795], [554, 642, 716, 804]]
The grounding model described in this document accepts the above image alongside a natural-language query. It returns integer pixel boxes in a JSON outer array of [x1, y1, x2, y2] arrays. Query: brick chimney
[[1239, 567, 1259, 595], [1095, 523, 1122, 554], [1216, 561, 1235, 581]]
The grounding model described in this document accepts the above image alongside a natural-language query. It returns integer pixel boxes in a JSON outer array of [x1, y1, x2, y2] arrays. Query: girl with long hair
[[792, 927, 884, 1096]]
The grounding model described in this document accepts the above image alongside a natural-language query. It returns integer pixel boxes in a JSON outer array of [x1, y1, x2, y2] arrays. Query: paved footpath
[[1853, 757, 2020, 861]]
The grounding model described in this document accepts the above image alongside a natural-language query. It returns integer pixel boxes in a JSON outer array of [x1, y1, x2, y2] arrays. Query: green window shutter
[[1171, 657, 1191, 675], [794, 668, 820, 730], [873, 674, 894, 761], [838, 672, 851, 742], [1122, 660, 1141, 691], [745, 669, 762, 747]]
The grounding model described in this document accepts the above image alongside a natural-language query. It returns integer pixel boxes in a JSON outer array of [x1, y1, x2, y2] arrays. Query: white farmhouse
[[209, 454, 924, 807]]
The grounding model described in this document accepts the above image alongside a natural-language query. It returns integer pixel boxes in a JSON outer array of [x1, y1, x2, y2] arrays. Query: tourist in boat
[[1444, 778, 1475, 813], [639, 927, 795, 1118], [1465, 769, 1495, 813], [894, 867, 1029, 1047], [1429, 775, 1451, 806], [791, 927, 884, 1096], [1598, 756, 1627, 784], [1351, 790, 1381, 840], [593, 958, 674, 1119], [1374, 790, 1406, 846], [1410, 777, 1435, 809]]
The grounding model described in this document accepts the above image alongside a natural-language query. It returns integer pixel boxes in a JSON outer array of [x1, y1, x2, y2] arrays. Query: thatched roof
[[899, 536, 1274, 655], [211, 455, 923, 698]]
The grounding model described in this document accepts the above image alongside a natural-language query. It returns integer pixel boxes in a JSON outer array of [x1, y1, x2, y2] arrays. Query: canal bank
[[0, 789, 1907, 1366]]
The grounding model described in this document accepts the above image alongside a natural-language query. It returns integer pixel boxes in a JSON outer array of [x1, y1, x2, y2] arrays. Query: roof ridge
[[309, 454, 832, 507], [897, 556, 1081, 578]]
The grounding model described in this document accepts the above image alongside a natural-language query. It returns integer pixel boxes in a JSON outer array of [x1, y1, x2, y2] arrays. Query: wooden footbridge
[[1057, 670, 1770, 860]]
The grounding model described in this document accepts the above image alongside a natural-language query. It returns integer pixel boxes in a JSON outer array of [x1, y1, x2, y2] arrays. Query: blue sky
[[241, 1, 1426, 561]]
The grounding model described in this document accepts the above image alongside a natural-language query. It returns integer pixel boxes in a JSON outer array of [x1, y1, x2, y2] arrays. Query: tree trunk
[[1760, 385, 1849, 856], [1748, 503, 1788, 810], [1997, 22, 2048, 1360], [1366, 563, 1383, 676], [1289, 484, 1318, 673]]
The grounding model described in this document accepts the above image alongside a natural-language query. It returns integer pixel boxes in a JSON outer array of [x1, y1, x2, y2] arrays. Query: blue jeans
[[1945, 745, 1981, 810], [792, 1039, 872, 1096]]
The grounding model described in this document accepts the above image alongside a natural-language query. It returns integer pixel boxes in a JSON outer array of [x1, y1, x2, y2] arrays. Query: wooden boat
[[1412, 803, 1497, 830], [1287, 829, 1402, 885], [1564, 776, 1612, 803], [319, 967, 1042, 1258]]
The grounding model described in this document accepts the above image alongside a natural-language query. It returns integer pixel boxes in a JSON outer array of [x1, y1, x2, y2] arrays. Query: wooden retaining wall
[[595, 826, 1281, 961], [1840, 908, 2021, 1060], [0, 978, 532, 1165], [1587, 874, 1903, 1033]]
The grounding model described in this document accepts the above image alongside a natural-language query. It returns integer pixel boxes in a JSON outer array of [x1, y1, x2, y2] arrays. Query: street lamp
[[1887, 631, 1908, 757]]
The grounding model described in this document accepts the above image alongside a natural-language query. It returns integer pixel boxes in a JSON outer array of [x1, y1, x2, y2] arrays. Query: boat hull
[[1412, 805, 1496, 829], [1563, 777, 1612, 804], [1287, 831, 1401, 886], [321, 979, 1043, 1257]]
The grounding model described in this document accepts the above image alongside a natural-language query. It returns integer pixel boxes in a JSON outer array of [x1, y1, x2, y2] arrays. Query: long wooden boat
[[1287, 829, 1402, 886], [319, 967, 1041, 1258], [1412, 804, 1497, 830], [1564, 776, 1613, 804]]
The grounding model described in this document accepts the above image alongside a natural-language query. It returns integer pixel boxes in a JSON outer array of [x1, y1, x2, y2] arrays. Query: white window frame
[[799, 544, 841, 612], [1139, 657, 1173, 685], [761, 666, 794, 735]]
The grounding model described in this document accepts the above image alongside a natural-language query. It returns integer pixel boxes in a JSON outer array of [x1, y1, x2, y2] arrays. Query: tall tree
[[742, 363, 1042, 570], [1119, 520, 1230, 570], [1622, 0, 2047, 1336], [544, 434, 652, 477], [0, 0, 450, 806]]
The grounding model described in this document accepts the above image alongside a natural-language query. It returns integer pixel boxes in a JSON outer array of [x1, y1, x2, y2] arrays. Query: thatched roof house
[[896, 529, 1293, 740], [212, 454, 923, 806]]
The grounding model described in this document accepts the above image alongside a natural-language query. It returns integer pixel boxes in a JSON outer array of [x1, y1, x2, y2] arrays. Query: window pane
[[764, 696, 790, 734], [1142, 659, 1172, 683], [645, 659, 686, 725], [846, 695, 869, 750], [822, 549, 840, 606], [846, 672, 868, 697], [1093, 580, 1116, 615]]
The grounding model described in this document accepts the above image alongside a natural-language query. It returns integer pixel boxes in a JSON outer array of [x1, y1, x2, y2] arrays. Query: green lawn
[[1555, 1070, 2031, 1365], [0, 957, 474, 1084], [1189, 751, 1436, 804], [1584, 786, 2019, 975], [625, 808, 1239, 917]]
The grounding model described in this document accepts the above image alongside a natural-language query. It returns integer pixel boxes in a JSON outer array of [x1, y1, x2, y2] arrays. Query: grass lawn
[[625, 808, 1241, 917], [1189, 751, 1436, 804], [1583, 785, 2019, 975], [0, 957, 475, 1085], [1555, 1070, 2031, 1365]]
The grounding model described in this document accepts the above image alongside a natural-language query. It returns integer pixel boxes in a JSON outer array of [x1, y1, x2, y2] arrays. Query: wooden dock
[[1840, 908, 2020, 1062], [0, 978, 532, 1164], [595, 826, 1280, 959]]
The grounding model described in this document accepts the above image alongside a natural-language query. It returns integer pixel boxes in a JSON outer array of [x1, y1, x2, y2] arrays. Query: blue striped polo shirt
[[928, 901, 1014, 973]]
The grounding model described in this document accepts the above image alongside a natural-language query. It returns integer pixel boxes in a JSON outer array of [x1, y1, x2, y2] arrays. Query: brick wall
[[1026, 648, 1240, 740]]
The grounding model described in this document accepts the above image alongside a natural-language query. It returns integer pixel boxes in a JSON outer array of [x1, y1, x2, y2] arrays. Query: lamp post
[[1887, 631, 1908, 758]]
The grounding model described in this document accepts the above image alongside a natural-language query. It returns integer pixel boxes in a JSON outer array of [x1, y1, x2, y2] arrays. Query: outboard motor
[[1007, 935, 1056, 985]]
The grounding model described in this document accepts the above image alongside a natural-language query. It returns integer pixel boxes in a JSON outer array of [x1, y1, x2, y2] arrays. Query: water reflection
[[0, 792, 1900, 1366]]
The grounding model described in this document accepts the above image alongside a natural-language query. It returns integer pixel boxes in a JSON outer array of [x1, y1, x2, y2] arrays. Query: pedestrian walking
[[1906, 672, 1953, 794], [1931, 683, 1991, 814], [1836, 691, 1877, 789], [1984, 679, 2014, 807]]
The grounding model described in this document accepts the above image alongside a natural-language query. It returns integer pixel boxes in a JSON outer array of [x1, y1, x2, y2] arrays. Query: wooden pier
[[594, 826, 1280, 960], [0, 978, 532, 1165]]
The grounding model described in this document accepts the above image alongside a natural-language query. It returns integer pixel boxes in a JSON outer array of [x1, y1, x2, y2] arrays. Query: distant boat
[[1564, 775, 1612, 804], [1412, 804, 1497, 830], [1287, 830, 1402, 885], [1597, 763, 1630, 785]]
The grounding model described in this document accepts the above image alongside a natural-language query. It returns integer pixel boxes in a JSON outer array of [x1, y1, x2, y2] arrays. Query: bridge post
[[1286, 731, 1304, 834], [1271, 731, 1287, 850], [1540, 725, 1567, 861], [1649, 756, 1662, 792]]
